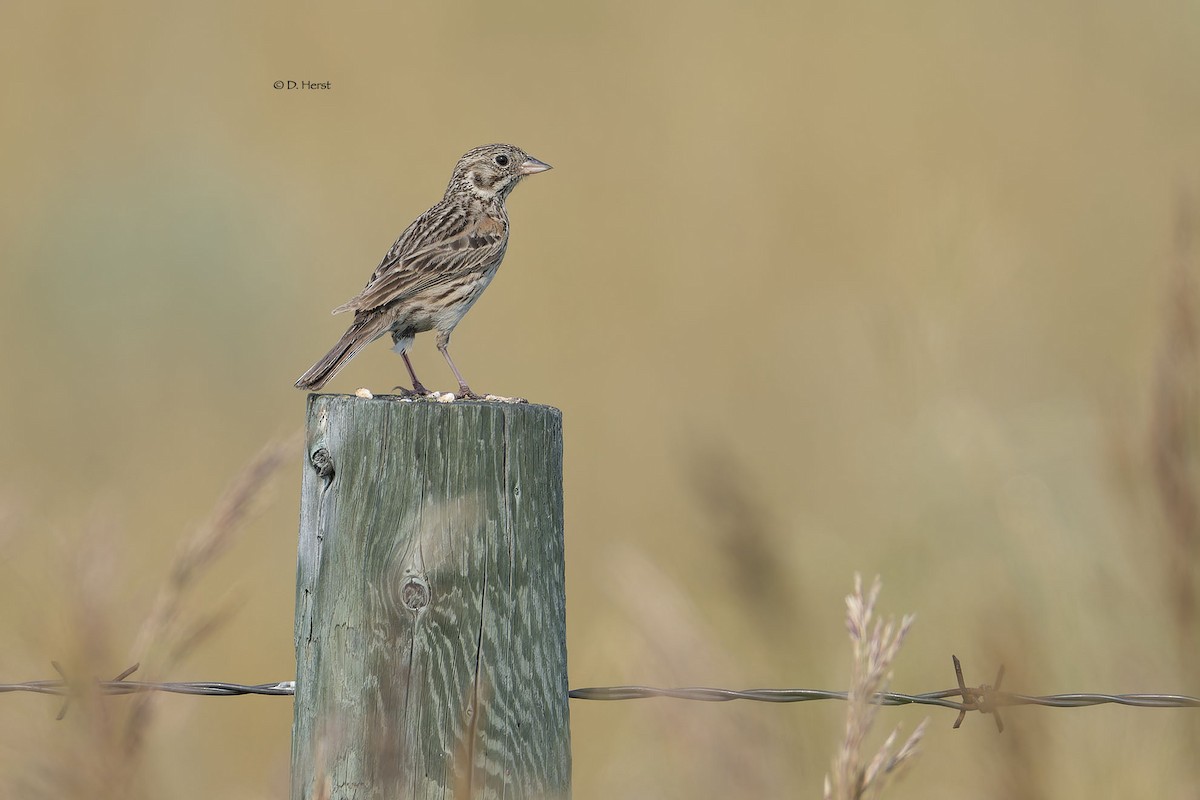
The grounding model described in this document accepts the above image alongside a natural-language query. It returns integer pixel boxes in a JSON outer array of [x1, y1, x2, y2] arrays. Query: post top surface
[[305, 393, 561, 416]]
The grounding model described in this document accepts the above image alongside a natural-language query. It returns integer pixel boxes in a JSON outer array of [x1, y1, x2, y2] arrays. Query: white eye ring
[[494, 154, 510, 167]]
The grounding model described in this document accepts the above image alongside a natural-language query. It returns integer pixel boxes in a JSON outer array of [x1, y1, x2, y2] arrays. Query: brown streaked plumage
[[294, 143, 551, 396]]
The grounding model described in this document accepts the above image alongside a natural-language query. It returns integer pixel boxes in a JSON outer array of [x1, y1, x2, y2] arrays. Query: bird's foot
[[396, 386, 526, 403], [391, 384, 434, 399]]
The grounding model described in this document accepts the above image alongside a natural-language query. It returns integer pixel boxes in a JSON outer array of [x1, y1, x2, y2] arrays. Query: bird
[[294, 143, 552, 397]]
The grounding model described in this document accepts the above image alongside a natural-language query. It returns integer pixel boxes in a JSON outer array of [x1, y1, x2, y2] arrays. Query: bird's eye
[[494, 154, 510, 167]]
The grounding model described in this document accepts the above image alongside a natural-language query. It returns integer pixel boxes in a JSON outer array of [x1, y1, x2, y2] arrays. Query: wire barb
[[952, 655, 1005, 732], [50, 661, 70, 721]]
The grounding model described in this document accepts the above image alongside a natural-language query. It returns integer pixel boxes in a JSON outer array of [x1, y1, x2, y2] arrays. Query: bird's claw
[[391, 385, 433, 398]]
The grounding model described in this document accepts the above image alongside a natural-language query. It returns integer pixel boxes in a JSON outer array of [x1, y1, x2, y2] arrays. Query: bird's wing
[[332, 205, 507, 315]]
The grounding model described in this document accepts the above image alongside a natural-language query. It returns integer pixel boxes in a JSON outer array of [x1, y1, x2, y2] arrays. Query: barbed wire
[[0, 662, 295, 720], [4, 657, 1197, 731]]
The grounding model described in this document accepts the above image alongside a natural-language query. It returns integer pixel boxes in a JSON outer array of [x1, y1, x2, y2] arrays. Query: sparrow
[[295, 143, 551, 397]]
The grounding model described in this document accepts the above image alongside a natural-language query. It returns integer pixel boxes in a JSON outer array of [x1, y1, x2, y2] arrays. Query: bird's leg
[[390, 332, 430, 396], [436, 332, 479, 399], [400, 351, 431, 395]]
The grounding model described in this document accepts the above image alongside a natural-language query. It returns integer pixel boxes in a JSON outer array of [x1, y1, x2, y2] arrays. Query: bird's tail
[[295, 313, 393, 391]]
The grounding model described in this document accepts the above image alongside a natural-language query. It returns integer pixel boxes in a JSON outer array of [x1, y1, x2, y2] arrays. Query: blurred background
[[2, 0, 1199, 797]]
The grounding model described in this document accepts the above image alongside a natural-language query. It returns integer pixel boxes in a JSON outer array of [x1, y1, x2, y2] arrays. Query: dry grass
[[9, 433, 301, 800], [598, 544, 792, 798], [1149, 193, 1200, 663], [825, 575, 927, 800], [131, 430, 303, 672]]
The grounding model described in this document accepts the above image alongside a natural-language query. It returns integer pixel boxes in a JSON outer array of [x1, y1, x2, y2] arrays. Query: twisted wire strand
[[0, 679, 296, 697], [566, 685, 1200, 709], [3, 656, 1197, 727]]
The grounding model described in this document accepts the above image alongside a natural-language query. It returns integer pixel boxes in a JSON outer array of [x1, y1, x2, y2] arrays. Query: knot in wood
[[310, 448, 335, 482], [400, 574, 430, 611]]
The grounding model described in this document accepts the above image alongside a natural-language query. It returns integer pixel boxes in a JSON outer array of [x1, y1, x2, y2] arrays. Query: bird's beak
[[519, 156, 553, 175]]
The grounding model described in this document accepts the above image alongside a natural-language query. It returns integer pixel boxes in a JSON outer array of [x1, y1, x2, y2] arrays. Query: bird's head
[[448, 143, 552, 202]]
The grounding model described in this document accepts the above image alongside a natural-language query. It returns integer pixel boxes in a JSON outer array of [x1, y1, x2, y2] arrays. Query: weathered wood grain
[[292, 396, 570, 800]]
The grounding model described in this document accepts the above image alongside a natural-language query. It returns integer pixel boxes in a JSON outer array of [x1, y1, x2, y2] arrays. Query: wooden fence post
[[291, 395, 570, 800]]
